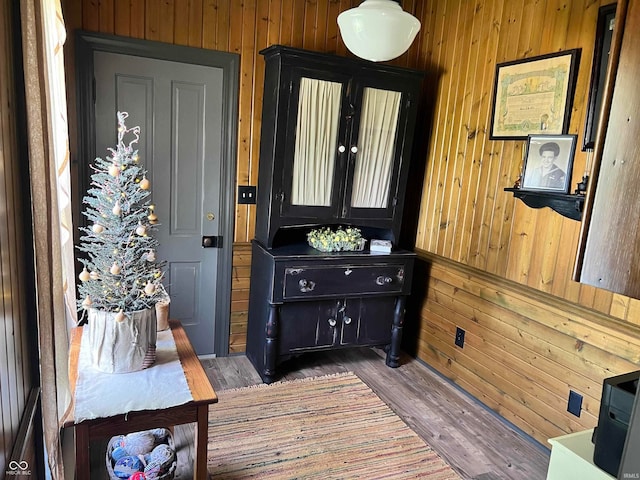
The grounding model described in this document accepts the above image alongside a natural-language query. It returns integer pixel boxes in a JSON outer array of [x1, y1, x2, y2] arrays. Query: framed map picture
[[490, 50, 581, 140]]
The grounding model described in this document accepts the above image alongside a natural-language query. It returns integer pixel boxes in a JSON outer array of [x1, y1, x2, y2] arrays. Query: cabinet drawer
[[282, 265, 406, 299]]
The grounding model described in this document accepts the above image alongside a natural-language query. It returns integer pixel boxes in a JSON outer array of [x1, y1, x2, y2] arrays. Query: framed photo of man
[[521, 134, 577, 193]]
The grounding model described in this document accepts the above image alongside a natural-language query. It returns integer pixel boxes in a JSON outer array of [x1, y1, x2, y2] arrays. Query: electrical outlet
[[567, 390, 583, 417], [455, 327, 465, 348], [238, 185, 257, 204]]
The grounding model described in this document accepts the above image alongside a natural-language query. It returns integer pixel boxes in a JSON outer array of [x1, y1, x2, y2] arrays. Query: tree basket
[[87, 307, 158, 373], [106, 428, 176, 480]]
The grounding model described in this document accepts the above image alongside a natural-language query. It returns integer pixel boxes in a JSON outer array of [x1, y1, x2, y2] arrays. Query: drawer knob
[[376, 276, 393, 286], [343, 316, 352, 325], [298, 279, 316, 292], [328, 318, 337, 327]]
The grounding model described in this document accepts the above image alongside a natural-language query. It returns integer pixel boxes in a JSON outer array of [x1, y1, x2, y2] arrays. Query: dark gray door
[[93, 51, 224, 355]]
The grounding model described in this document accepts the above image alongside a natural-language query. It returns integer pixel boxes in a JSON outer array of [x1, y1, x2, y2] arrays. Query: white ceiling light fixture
[[337, 0, 421, 62]]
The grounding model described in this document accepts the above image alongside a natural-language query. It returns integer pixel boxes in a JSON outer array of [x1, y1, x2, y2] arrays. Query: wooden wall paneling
[[173, 0, 192, 46], [114, 0, 131, 37], [449, 1, 489, 264], [433, 1, 465, 257], [326, 0, 341, 54], [99, 0, 115, 33], [144, 0, 160, 40], [290, 0, 306, 48], [129, 0, 146, 39], [217, 1, 231, 51], [551, 219, 582, 302], [425, 286, 603, 421], [626, 299, 640, 326], [466, 0, 504, 270], [267, 0, 282, 46], [425, 267, 604, 406], [231, 0, 250, 242], [482, 0, 522, 276], [415, 0, 449, 251], [419, 0, 455, 253], [417, 312, 564, 443], [81, 0, 99, 31], [202, 1, 218, 50], [418, 257, 640, 441], [188, 0, 204, 47], [229, 243, 251, 353], [426, 261, 640, 378], [531, 210, 564, 292], [423, 283, 599, 425], [157, 0, 175, 43], [440, 1, 474, 261]]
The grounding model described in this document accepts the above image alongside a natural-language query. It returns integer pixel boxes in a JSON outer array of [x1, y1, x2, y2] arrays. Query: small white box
[[370, 239, 392, 253]]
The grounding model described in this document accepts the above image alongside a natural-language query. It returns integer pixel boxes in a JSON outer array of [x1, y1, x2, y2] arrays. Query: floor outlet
[[455, 327, 465, 348]]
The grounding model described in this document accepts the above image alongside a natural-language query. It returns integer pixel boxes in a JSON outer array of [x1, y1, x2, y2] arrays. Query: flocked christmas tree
[[77, 112, 166, 319]]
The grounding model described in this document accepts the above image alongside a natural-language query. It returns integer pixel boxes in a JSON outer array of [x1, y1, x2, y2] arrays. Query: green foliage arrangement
[[307, 226, 365, 252], [76, 112, 166, 314]]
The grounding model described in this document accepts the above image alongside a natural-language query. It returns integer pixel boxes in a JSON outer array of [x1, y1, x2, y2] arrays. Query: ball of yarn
[[129, 473, 147, 480], [123, 431, 155, 456], [149, 443, 174, 466], [113, 455, 144, 478], [143, 460, 163, 479], [110, 446, 128, 462], [149, 428, 170, 443]]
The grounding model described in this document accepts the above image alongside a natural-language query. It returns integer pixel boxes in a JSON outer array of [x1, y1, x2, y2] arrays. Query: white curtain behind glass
[[351, 88, 401, 208], [291, 77, 342, 206]]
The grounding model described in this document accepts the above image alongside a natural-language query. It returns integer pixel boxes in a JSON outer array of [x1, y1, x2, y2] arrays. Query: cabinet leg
[[263, 304, 279, 382], [386, 296, 406, 368]]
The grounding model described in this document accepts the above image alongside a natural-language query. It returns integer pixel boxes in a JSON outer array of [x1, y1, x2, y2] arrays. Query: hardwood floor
[[93, 348, 551, 479]]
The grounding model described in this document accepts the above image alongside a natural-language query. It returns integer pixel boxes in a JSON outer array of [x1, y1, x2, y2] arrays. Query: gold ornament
[[92, 223, 104, 234], [144, 282, 157, 295], [140, 177, 150, 190], [81, 296, 92, 308], [79, 268, 90, 282], [112, 201, 122, 216], [148, 212, 158, 223], [110, 263, 121, 275], [132, 153, 139, 163], [115, 310, 126, 322]]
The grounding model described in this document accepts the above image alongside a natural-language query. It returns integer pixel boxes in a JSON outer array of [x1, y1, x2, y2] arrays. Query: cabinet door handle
[[343, 316, 352, 325], [350, 146, 358, 154], [298, 279, 316, 292], [338, 145, 346, 153], [328, 318, 337, 327], [376, 276, 393, 286]]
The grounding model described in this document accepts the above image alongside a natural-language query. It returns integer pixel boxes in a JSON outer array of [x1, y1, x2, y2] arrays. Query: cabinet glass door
[[350, 87, 402, 209], [291, 77, 342, 206]]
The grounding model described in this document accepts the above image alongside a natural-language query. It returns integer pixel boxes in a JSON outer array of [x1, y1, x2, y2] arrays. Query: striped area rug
[[207, 372, 461, 479]]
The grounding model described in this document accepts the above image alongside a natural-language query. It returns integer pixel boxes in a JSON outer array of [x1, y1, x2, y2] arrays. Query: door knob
[[206, 212, 215, 221]]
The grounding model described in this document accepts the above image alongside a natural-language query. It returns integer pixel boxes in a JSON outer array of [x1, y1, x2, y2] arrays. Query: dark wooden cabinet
[[247, 242, 414, 383], [247, 46, 423, 383], [255, 45, 423, 248]]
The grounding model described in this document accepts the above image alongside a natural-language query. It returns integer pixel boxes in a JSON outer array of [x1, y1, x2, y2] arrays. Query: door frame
[[73, 31, 239, 356]]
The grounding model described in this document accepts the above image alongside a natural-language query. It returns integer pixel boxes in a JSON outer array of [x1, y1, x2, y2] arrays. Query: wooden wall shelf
[[504, 188, 585, 221]]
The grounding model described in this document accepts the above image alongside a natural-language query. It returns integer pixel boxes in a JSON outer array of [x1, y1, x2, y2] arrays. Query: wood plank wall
[[0, 0, 36, 473], [62, 0, 640, 443]]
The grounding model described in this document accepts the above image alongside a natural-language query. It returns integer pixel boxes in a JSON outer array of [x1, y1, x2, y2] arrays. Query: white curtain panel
[[292, 77, 342, 206], [351, 88, 401, 208]]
